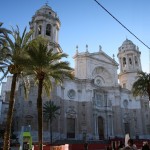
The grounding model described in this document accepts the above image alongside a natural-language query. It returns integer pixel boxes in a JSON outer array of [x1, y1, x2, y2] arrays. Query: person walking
[[142, 141, 150, 150], [123, 139, 137, 150], [118, 141, 125, 150], [84, 142, 88, 150]]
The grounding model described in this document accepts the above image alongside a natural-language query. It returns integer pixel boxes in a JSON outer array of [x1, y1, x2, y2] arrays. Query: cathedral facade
[[1, 4, 150, 143]]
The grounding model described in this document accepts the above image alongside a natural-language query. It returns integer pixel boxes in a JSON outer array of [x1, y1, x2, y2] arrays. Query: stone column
[[42, 21, 46, 36]]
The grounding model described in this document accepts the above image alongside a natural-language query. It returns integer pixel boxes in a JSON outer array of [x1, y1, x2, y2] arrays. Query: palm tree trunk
[[37, 79, 43, 150], [50, 120, 52, 144], [147, 86, 150, 101], [148, 92, 150, 101], [3, 74, 17, 150]]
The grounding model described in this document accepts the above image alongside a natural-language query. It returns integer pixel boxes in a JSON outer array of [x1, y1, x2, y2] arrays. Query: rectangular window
[[38, 25, 42, 34], [104, 94, 107, 106], [95, 94, 103, 106]]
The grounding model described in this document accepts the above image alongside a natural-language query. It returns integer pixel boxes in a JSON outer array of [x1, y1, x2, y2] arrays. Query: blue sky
[[0, 0, 150, 72]]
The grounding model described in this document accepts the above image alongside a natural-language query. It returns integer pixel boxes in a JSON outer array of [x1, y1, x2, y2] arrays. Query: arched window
[[46, 24, 51, 36], [135, 56, 138, 65], [123, 83, 126, 88], [38, 25, 42, 34], [129, 58, 132, 65], [123, 57, 126, 67]]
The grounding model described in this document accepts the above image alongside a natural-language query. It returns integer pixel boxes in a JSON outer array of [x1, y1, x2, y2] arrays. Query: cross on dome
[[45, 0, 49, 6]]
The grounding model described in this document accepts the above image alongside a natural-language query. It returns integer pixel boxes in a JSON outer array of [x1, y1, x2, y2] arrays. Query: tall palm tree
[[132, 71, 150, 101], [20, 37, 73, 150], [0, 26, 33, 150], [43, 101, 60, 144]]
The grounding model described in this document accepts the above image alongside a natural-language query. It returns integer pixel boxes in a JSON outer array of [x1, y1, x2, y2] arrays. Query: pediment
[[89, 51, 118, 66], [66, 106, 76, 114]]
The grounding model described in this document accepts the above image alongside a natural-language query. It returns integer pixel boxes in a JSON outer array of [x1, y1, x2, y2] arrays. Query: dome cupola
[[118, 38, 137, 52], [29, 4, 61, 52]]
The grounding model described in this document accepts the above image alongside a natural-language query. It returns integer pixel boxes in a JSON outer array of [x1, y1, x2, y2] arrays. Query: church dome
[[35, 4, 55, 17], [39, 4, 52, 10], [122, 39, 134, 46], [30, 4, 60, 27], [118, 39, 136, 52]]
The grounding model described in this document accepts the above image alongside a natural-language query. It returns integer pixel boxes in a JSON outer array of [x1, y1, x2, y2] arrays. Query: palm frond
[[43, 101, 60, 122], [0, 69, 9, 81], [132, 71, 150, 101], [43, 76, 52, 97]]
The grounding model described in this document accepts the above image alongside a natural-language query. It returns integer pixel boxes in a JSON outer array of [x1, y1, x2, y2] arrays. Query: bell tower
[[117, 39, 142, 90], [29, 4, 62, 52]]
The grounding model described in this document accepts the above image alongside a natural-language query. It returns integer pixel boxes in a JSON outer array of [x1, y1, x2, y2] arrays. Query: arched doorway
[[98, 116, 104, 139]]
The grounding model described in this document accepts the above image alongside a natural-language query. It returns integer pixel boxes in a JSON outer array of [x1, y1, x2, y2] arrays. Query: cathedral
[[1, 4, 150, 143]]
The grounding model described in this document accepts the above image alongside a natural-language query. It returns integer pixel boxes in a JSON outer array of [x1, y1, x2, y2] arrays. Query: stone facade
[[1, 4, 150, 142]]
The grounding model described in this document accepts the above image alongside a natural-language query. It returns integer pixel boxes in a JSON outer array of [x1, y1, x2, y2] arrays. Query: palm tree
[[132, 71, 150, 101], [21, 36, 73, 150], [43, 101, 60, 144], [0, 26, 33, 150]]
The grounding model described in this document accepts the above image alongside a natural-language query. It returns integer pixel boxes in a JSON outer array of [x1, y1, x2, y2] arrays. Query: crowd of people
[[104, 132, 150, 150], [117, 139, 150, 150], [106, 139, 150, 150]]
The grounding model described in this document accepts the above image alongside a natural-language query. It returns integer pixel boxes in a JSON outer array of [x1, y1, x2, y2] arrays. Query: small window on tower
[[38, 25, 42, 34], [46, 24, 51, 36], [123, 57, 126, 67], [129, 58, 132, 65], [135, 56, 138, 65]]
